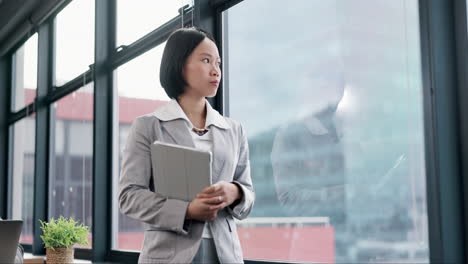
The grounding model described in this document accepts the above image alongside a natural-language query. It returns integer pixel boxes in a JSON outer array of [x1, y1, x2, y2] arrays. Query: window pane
[[49, 84, 94, 248], [117, 0, 192, 46], [113, 43, 169, 250], [55, 0, 94, 86], [224, 0, 428, 263], [10, 117, 36, 244], [12, 34, 37, 112]]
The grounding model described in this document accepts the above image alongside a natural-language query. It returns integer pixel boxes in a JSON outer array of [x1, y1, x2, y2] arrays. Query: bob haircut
[[160, 27, 215, 99]]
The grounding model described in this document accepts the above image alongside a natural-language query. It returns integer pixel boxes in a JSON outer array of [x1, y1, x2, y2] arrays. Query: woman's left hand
[[196, 181, 241, 210]]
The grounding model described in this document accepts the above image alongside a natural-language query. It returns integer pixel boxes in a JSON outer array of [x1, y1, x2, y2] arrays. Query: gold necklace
[[192, 127, 209, 136]]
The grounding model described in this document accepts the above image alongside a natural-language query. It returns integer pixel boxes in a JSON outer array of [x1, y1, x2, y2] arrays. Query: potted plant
[[39, 216, 90, 263]]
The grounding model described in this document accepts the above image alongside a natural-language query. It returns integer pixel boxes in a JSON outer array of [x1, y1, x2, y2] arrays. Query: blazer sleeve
[[118, 117, 191, 235], [227, 123, 255, 220]]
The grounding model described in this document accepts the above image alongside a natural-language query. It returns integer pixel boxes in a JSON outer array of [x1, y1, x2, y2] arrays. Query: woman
[[119, 27, 255, 264]]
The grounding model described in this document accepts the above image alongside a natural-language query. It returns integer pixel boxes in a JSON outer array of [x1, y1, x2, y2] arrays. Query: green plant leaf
[[39, 216, 90, 249]]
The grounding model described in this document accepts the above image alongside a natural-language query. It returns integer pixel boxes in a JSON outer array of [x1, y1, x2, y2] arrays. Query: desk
[[24, 253, 91, 263], [24, 254, 44, 264]]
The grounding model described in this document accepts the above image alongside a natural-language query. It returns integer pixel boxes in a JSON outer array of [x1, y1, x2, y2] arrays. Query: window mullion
[[93, 0, 116, 261], [32, 20, 54, 255], [0, 55, 12, 219]]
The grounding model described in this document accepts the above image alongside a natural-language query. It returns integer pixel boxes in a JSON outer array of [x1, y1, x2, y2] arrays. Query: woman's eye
[[217, 61, 222, 66], [202, 58, 209, 63]]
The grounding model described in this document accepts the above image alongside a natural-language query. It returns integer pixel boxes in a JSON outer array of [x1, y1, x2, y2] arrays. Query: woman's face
[[182, 38, 221, 98]]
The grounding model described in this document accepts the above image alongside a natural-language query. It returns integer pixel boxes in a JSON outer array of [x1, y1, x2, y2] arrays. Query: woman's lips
[[210, 81, 219, 86]]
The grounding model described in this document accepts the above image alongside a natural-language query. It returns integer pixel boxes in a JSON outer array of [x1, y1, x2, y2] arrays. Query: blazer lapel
[[160, 119, 195, 148], [210, 126, 227, 183]]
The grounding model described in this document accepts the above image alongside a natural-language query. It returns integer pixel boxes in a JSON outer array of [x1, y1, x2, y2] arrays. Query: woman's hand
[[186, 197, 221, 221], [196, 181, 242, 210]]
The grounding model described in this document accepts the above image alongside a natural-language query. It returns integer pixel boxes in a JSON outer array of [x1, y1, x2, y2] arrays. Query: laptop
[[0, 220, 23, 263], [151, 141, 212, 201]]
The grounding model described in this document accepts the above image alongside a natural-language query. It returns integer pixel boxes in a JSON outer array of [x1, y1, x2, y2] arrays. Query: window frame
[[453, 0, 468, 257], [418, 0, 468, 262]]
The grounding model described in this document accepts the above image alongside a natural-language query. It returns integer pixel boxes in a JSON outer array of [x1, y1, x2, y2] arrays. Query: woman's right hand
[[186, 197, 223, 221]]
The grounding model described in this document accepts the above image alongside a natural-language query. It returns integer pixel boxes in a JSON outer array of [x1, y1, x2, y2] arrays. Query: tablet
[[151, 141, 212, 201]]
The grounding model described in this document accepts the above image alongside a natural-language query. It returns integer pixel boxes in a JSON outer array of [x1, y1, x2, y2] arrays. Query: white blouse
[[191, 129, 214, 238]]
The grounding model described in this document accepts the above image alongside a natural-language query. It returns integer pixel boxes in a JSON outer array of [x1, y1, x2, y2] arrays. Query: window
[[55, 0, 94, 86], [49, 84, 94, 248], [224, 0, 428, 263], [113, 43, 170, 250], [9, 117, 36, 244], [12, 34, 38, 112], [117, 0, 192, 46]]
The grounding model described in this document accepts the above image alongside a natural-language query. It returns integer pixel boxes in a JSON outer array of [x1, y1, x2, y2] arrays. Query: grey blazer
[[118, 106, 255, 263]]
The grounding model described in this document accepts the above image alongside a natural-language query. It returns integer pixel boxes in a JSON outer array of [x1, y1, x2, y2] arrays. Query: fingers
[[197, 191, 221, 199], [199, 195, 224, 205], [201, 205, 219, 221], [190, 197, 224, 221], [197, 191, 223, 199], [197, 197, 226, 211], [201, 183, 220, 194], [209, 202, 227, 211], [199, 196, 226, 210], [198, 187, 224, 199]]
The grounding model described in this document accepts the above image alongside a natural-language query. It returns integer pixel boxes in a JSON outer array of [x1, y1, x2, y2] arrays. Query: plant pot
[[46, 247, 74, 264]]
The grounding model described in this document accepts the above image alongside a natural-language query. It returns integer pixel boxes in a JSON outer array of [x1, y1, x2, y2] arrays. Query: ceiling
[[0, 0, 42, 41]]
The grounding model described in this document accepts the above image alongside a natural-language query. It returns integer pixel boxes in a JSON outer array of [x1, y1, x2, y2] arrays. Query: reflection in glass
[[225, 0, 428, 263], [117, 0, 192, 46], [12, 34, 38, 112], [10, 117, 36, 244], [55, 0, 94, 86], [113, 44, 170, 250], [49, 83, 94, 248]]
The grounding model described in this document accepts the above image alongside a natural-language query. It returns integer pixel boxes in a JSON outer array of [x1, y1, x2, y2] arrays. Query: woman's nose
[[211, 68, 220, 77]]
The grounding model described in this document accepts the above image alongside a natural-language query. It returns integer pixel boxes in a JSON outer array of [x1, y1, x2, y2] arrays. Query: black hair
[[160, 27, 215, 99]]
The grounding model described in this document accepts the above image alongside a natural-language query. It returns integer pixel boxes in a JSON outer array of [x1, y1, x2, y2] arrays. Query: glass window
[[49, 83, 94, 248], [12, 33, 38, 112], [55, 0, 94, 86], [113, 43, 170, 250], [10, 117, 36, 244], [224, 0, 428, 263], [117, 0, 192, 46]]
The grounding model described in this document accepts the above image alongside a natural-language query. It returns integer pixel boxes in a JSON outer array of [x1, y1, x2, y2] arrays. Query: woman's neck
[[177, 95, 207, 128]]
